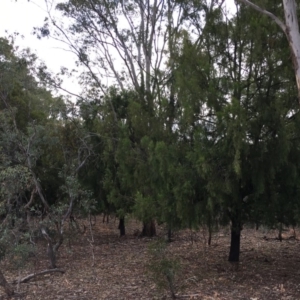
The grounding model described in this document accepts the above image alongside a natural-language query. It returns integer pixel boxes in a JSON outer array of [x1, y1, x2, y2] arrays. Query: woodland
[[1, 0, 300, 298]]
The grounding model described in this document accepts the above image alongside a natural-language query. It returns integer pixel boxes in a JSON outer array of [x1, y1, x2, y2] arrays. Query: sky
[[0, 0, 80, 97], [0, 0, 237, 99]]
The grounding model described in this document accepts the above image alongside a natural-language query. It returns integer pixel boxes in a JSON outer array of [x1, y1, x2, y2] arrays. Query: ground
[[1, 217, 300, 299]]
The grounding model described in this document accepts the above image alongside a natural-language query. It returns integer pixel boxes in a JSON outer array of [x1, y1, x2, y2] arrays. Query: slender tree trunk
[[255, 222, 259, 230], [228, 218, 242, 262], [102, 213, 109, 223], [278, 222, 283, 242], [118, 217, 125, 236], [167, 227, 172, 243], [208, 226, 212, 246], [41, 227, 60, 269], [0, 269, 14, 297], [292, 225, 297, 239], [141, 220, 156, 237], [207, 215, 213, 246], [47, 242, 57, 269]]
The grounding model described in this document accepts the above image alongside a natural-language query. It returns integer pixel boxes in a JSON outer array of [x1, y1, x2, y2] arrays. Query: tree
[[0, 37, 56, 295], [0, 37, 97, 295], [173, 1, 300, 262], [237, 0, 300, 101], [40, 0, 190, 235]]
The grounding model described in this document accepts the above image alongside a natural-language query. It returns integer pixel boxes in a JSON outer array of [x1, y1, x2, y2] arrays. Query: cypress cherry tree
[[237, 0, 300, 100], [173, 1, 300, 261]]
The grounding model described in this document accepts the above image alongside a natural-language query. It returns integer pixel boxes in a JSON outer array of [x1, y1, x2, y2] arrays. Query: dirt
[[1, 217, 300, 300]]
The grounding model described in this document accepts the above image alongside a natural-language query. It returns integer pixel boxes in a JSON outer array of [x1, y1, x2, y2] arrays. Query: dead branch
[[12, 269, 65, 284]]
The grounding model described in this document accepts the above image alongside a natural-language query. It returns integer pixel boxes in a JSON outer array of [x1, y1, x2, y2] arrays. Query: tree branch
[[236, 0, 287, 35]]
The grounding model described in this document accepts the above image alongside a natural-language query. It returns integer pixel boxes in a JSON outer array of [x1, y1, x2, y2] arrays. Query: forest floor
[[0, 216, 300, 300]]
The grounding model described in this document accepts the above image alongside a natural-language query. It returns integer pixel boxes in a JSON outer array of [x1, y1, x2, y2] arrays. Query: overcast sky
[[0, 0, 80, 97], [2, 2, 65, 66], [0, 0, 236, 98]]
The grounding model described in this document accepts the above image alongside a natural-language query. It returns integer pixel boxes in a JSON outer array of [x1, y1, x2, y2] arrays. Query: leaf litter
[[0, 217, 299, 299]]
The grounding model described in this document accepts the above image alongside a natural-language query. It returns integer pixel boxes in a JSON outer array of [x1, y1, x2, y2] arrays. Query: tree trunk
[[283, 0, 300, 100], [118, 217, 125, 236], [278, 222, 283, 242], [167, 228, 172, 243], [207, 216, 213, 246], [255, 222, 259, 230], [141, 220, 156, 237], [208, 226, 212, 246], [228, 219, 241, 262], [0, 269, 14, 297], [102, 213, 109, 223], [47, 242, 57, 269], [41, 227, 58, 269]]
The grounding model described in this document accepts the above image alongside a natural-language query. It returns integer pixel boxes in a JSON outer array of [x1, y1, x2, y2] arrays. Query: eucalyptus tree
[[40, 0, 187, 234], [42, 0, 188, 104]]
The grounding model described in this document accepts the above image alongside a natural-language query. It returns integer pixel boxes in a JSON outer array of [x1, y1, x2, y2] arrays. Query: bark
[[118, 217, 126, 236], [228, 218, 242, 262], [141, 220, 156, 237], [0, 269, 14, 297]]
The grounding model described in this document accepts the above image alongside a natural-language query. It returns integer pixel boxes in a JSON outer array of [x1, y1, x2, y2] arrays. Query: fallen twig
[[175, 293, 203, 299], [12, 269, 65, 284]]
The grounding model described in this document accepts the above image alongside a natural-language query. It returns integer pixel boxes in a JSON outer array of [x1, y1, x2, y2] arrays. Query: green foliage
[[0, 164, 32, 200], [147, 239, 181, 299], [1, 0, 299, 271], [7, 243, 35, 270], [0, 226, 35, 269], [0, 37, 100, 272]]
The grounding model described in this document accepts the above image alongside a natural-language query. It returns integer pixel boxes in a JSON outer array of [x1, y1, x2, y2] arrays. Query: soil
[[1, 217, 300, 300]]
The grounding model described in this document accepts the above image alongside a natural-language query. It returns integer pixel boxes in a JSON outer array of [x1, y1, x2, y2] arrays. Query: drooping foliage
[[0, 3, 299, 293], [38, 0, 300, 259]]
